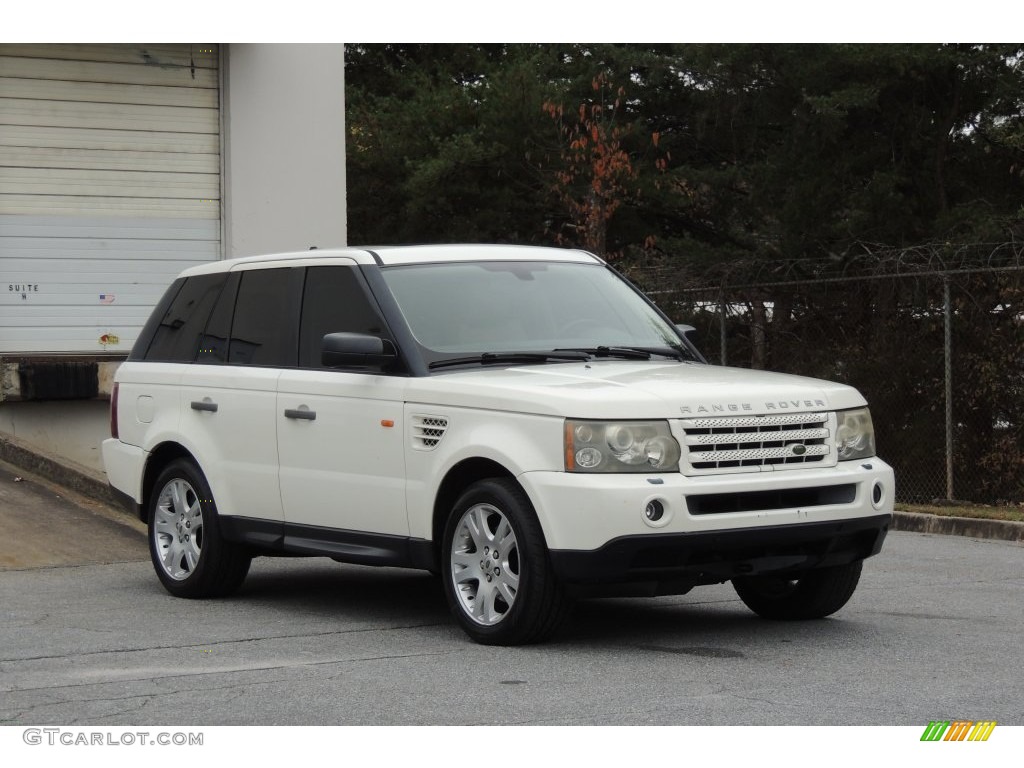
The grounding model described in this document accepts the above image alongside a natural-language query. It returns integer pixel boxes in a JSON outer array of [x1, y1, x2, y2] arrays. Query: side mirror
[[322, 332, 396, 368], [675, 323, 697, 341], [675, 323, 709, 364]]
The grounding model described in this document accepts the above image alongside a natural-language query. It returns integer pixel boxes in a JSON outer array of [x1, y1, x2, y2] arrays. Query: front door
[[276, 264, 409, 538], [277, 370, 408, 535]]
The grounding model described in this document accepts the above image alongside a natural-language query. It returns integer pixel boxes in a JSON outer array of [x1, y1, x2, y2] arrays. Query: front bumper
[[549, 513, 890, 591], [519, 458, 894, 589]]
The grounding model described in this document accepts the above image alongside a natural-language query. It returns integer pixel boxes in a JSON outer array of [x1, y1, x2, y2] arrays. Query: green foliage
[[345, 44, 560, 245], [346, 44, 1024, 261]]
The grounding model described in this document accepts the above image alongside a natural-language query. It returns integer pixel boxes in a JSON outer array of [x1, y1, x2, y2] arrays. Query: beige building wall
[[222, 43, 347, 257]]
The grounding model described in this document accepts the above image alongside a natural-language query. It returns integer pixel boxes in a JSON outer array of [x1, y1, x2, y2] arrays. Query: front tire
[[442, 478, 570, 645], [732, 561, 863, 620], [148, 458, 251, 599]]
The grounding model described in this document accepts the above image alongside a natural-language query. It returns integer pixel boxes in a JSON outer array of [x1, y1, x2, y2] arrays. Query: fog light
[[645, 499, 665, 522], [872, 481, 884, 508]]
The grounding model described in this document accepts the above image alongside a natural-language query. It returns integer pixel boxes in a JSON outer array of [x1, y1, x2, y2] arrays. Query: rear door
[[180, 265, 301, 525]]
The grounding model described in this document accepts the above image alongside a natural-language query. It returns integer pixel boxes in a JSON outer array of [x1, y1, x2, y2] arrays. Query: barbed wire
[[622, 241, 1024, 293], [618, 245, 1024, 503]]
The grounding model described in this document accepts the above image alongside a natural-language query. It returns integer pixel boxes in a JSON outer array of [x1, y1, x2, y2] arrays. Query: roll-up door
[[0, 43, 220, 354]]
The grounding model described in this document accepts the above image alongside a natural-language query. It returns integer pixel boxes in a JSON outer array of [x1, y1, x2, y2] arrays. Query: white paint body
[[103, 245, 894, 556]]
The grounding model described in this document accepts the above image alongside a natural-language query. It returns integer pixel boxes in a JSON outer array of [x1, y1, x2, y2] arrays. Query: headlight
[[835, 408, 876, 461], [565, 419, 681, 473]]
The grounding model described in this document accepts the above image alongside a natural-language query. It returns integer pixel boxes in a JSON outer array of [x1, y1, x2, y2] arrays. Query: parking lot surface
[[0, 468, 1021, 726]]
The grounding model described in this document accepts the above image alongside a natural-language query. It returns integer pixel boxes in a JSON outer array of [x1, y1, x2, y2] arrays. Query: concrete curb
[[1, 431, 1022, 544], [0, 431, 116, 507], [892, 510, 1023, 543]]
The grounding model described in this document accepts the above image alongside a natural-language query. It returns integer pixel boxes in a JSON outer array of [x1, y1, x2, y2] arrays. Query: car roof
[[179, 244, 604, 277]]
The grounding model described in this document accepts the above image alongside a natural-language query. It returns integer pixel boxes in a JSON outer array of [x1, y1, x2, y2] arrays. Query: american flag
[[99, 294, 116, 304]]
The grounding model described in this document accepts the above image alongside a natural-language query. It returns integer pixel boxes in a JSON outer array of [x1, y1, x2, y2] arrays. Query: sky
[[4, 1, 1015, 43]]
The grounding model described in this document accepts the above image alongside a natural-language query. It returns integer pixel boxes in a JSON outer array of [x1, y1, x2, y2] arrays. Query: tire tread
[[149, 458, 251, 600], [443, 478, 571, 645], [733, 561, 863, 620]]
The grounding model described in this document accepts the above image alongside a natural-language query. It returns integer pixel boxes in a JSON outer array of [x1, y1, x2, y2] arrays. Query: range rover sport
[[102, 245, 893, 645]]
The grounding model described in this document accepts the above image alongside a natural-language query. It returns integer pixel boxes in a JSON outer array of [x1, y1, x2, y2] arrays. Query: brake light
[[110, 382, 119, 439]]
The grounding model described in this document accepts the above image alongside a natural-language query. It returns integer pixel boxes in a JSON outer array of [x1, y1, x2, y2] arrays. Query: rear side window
[[196, 273, 239, 364], [228, 268, 300, 367], [299, 266, 392, 368], [143, 274, 228, 362], [129, 279, 183, 361]]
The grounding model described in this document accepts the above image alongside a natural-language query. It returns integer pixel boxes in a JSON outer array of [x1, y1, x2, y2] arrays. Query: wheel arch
[[435, 464, 571, 644], [141, 441, 199, 522], [431, 457, 517, 560]]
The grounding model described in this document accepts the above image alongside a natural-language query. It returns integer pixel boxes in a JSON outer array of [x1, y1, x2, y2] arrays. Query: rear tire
[[732, 561, 863, 620], [148, 458, 251, 599], [441, 478, 570, 645]]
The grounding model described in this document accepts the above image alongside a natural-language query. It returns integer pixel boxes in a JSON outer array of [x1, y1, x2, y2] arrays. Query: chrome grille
[[411, 415, 449, 450], [680, 412, 832, 474]]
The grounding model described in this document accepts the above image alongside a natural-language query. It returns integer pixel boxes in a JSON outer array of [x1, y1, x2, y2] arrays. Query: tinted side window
[[144, 274, 228, 362], [228, 269, 299, 367], [130, 278, 184, 361], [299, 266, 391, 368], [196, 273, 239, 364]]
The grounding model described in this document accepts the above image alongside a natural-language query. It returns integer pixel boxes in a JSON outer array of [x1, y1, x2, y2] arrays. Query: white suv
[[103, 244, 893, 644]]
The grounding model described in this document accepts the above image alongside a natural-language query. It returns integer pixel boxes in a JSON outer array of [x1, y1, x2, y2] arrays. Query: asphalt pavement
[[0, 463, 1021, 726]]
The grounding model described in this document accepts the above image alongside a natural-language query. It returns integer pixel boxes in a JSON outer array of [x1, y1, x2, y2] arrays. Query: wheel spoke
[[467, 506, 491, 549], [451, 551, 477, 571], [171, 481, 187, 516], [154, 507, 175, 529], [183, 542, 199, 573], [161, 539, 180, 571], [494, 519, 515, 552], [498, 565, 519, 590], [453, 566, 481, 586], [473, 580, 494, 621], [496, 579, 517, 608]]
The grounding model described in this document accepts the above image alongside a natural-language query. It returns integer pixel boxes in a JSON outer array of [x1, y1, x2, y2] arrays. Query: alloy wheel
[[449, 503, 520, 625], [152, 477, 204, 581]]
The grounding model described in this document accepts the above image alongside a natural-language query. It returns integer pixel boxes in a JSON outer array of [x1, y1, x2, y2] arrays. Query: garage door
[[0, 44, 220, 354]]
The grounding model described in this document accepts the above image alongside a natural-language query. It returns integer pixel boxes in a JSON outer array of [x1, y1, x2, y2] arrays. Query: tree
[[346, 44, 1024, 260], [345, 44, 562, 245], [542, 73, 639, 257]]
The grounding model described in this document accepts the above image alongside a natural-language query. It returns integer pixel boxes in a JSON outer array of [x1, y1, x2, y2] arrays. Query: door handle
[[190, 400, 218, 413], [284, 408, 317, 421]]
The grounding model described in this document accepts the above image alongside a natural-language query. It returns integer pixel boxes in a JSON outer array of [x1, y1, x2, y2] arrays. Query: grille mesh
[[411, 415, 449, 450], [680, 412, 831, 473]]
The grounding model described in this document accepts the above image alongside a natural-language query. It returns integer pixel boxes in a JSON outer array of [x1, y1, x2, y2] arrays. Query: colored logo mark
[[920, 720, 997, 742]]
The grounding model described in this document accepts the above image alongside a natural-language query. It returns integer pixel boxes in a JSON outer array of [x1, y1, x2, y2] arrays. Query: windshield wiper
[[428, 350, 591, 370], [554, 345, 688, 361]]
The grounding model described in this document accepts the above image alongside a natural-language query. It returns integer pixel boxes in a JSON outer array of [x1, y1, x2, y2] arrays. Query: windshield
[[380, 261, 690, 366]]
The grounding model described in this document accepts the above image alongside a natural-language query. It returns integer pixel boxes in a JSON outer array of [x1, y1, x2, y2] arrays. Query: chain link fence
[[623, 244, 1024, 505]]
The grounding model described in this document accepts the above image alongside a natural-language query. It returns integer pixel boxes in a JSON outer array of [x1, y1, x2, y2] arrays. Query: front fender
[[404, 406, 563, 540]]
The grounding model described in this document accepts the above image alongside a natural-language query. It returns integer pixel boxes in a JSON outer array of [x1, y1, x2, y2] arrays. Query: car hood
[[406, 360, 866, 419]]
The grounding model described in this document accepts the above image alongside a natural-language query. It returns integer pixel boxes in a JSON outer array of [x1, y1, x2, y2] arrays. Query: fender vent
[[411, 415, 449, 450]]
